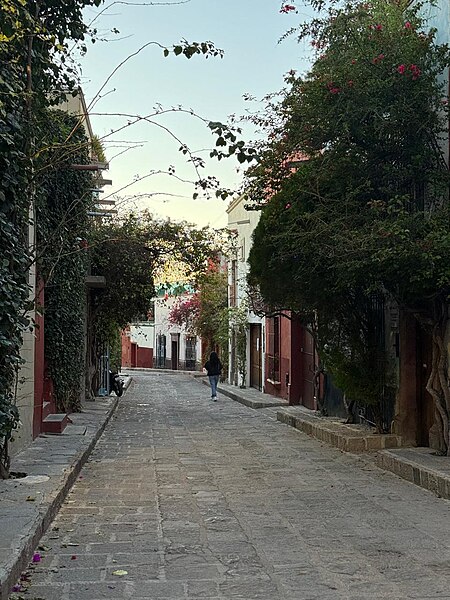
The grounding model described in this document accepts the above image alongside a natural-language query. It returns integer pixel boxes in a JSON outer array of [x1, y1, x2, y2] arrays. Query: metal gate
[[156, 334, 166, 368], [96, 345, 110, 396], [360, 293, 395, 433], [185, 336, 197, 370]]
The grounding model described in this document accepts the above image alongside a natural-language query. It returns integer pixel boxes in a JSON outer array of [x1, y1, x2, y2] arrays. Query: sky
[[79, 0, 314, 229]]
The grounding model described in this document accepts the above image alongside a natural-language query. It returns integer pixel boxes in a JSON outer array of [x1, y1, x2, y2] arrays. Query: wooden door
[[250, 324, 262, 390], [171, 339, 179, 370], [300, 329, 316, 409]]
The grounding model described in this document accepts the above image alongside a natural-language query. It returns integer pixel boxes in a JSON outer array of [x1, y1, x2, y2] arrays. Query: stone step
[[277, 407, 402, 452], [42, 413, 69, 435]]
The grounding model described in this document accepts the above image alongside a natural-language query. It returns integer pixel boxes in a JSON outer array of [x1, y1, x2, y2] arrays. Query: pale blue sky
[[80, 0, 314, 227]]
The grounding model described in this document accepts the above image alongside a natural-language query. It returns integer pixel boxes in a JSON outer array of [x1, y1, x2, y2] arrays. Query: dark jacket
[[204, 359, 222, 376]]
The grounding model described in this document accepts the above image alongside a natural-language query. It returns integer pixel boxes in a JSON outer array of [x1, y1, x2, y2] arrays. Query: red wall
[[121, 330, 153, 368], [264, 313, 292, 401], [136, 347, 153, 368], [263, 313, 310, 407]]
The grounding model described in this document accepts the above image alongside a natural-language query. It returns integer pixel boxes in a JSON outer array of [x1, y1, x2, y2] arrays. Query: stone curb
[[376, 450, 450, 500], [0, 394, 121, 600], [276, 408, 402, 452], [199, 379, 288, 409]]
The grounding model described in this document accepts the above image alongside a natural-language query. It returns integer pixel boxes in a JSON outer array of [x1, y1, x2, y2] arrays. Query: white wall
[[128, 323, 154, 348], [11, 218, 36, 456], [227, 195, 265, 388], [153, 294, 201, 369]]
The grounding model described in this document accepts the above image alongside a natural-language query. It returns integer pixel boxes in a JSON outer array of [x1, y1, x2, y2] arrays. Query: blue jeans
[[208, 375, 219, 397]]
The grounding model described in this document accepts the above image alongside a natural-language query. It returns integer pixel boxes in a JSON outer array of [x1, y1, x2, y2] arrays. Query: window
[[267, 316, 280, 383]]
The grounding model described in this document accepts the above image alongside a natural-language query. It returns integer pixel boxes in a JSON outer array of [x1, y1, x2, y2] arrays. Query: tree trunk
[[425, 302, 450, 455]]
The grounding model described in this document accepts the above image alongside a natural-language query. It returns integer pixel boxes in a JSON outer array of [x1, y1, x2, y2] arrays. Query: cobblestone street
[[14, 372, 450, 600]]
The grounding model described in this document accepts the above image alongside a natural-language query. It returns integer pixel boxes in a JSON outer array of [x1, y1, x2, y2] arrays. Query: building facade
[[153, 284, 201, 371], [227, 195, 266, 390]]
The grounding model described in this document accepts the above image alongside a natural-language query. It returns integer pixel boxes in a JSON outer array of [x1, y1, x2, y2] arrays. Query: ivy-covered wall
[[36, 109, 94, 413]]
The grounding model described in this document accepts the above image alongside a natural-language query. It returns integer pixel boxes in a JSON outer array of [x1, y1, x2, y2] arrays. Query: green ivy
[[36, 110, 94, 412]]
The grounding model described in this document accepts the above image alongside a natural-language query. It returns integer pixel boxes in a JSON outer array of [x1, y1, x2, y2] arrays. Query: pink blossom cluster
[[327, 82, 341, 94], [397, 63, 421, 80], [280, 3, 296, 13], [168, 294, 200, 327], [372, 53, 385, 64]]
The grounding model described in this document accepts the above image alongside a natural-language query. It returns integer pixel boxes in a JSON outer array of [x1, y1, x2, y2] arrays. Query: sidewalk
[[0, 375, 130, 600], [202, 379, 450, 502]]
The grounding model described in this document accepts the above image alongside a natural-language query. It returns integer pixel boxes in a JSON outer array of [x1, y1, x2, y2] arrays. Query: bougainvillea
[[247, 0, 450, 442], [169, 294, 201, 331]]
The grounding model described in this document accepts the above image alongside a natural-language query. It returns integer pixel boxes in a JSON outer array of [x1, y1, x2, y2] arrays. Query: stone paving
[[10, 372, 450, 600]]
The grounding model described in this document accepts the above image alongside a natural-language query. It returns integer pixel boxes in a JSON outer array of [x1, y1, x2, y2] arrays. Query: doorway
[[416, 327, 434, 446], [300, 329, 316, 409], [171, 334, 179, 370], [250, 324, 262, 391]]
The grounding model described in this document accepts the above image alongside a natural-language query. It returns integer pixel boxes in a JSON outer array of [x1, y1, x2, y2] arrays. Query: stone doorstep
[[42, 413, 70, 434], [377, 449, 450, 501], [276, 408, 402, 453]]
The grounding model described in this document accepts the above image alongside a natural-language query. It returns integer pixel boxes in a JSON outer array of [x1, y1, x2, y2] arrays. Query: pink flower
[[397, 64, 406, 74], [404, 21, 412, 29], [410, 64, 421, 79], [32, 553, 41, 563], [351, 59, 357, 64], [285, 203, 291, 209], [375, 24, 382, 31], [330, 87, 340, 94], [348, 80, 354, 87], [280, 3, 296, 13]]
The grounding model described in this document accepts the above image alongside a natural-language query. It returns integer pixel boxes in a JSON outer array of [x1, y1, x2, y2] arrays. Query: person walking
[[204, 351, 222, 401]]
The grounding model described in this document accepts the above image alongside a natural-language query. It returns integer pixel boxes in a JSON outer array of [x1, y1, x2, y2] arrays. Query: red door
[[131, 343, 137, 367], [250, 324, 262, 391]]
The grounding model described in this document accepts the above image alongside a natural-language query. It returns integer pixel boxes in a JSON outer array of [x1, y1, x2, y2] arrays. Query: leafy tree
[[247, 0, 450, 442], [228, 303, 249, 388], [169, 264, 229, 369], [87, 213, 223, 393]]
